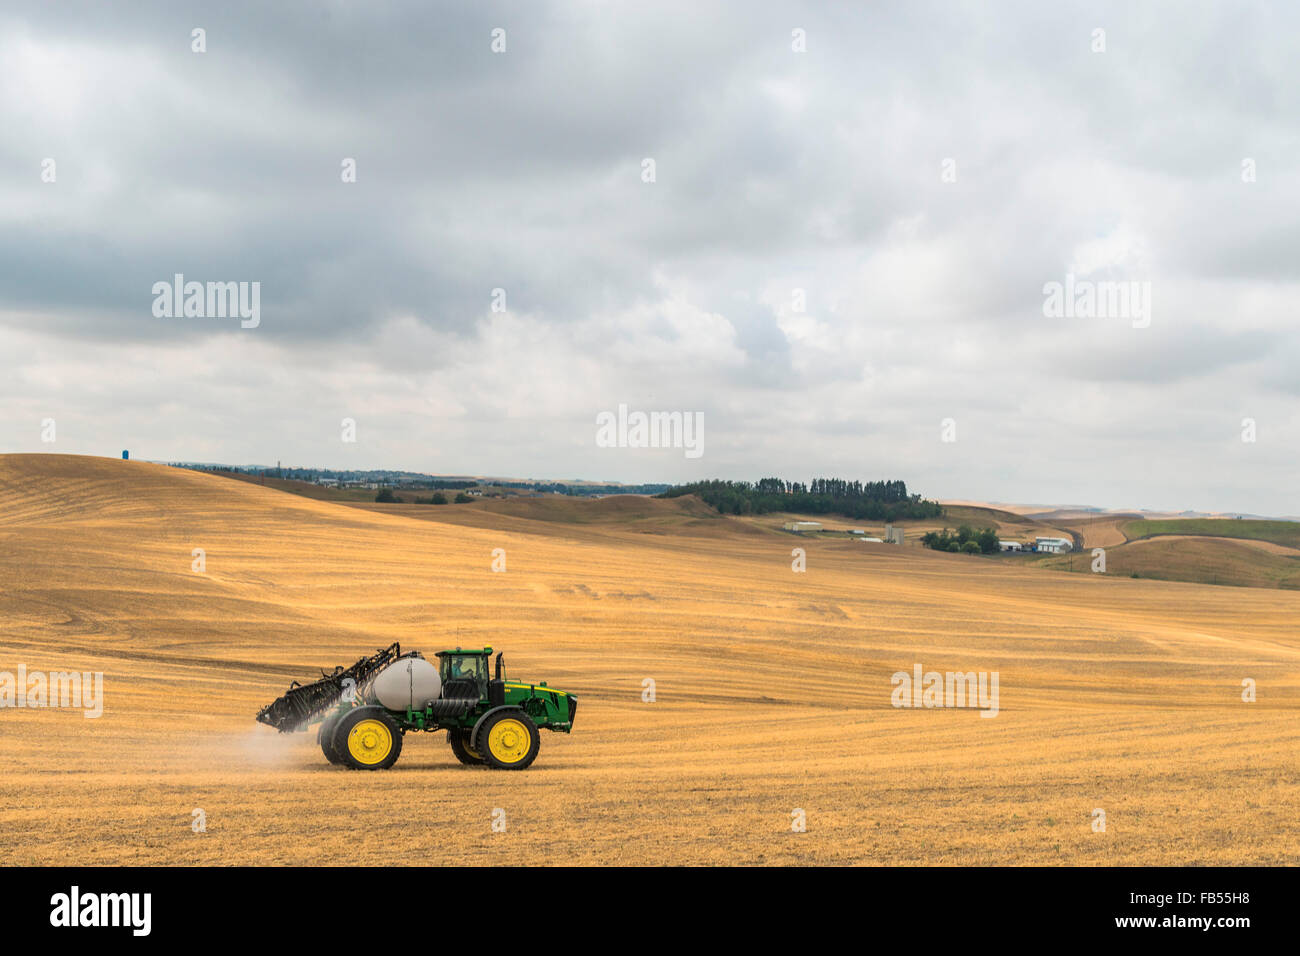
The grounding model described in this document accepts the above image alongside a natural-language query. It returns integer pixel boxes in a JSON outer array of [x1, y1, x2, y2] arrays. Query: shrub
[[375, 488, 397, 503], [924, 525, 1001, 553], [454, 492, 472, 504]]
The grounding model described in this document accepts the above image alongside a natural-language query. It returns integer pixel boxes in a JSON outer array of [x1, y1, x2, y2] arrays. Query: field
[[1, 455, 1298, 865], [1125, 518, 1300, 550], [1037, 517, 1300, 590], [1039, 536, 1300, 590]]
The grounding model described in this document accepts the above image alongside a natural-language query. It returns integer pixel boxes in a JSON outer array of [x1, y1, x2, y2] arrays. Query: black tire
[[335, 706, 403, 770], [478, 710, 540, 770], [318, 710, 346, 765], [448, 727, 485, 765]]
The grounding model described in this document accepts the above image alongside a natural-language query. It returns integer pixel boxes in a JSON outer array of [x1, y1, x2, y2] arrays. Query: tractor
[[255, 644, 576, 770]]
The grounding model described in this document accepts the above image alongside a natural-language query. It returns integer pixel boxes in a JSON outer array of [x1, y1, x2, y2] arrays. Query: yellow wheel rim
[[487, 718, 531, 764], [347, 718, 394, 765]]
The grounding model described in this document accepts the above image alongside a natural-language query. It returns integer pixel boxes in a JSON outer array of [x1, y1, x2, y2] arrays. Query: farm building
[[999, 541, 1024, 552], [848, 529, 866, 535], [783, 521, 822, 532], [857, 537, 884, 543], [1035, 536, 1072, 554]]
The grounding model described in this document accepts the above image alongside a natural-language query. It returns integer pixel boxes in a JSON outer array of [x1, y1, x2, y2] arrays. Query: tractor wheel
[[336, 706, 403, 770], [448, 728, 484, 765], [479, 710, 540, 770], [318, 710, 346, 765]]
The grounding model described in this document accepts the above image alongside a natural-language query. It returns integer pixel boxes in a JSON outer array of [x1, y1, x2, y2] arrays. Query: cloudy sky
[[2, 1, 1297, 513]]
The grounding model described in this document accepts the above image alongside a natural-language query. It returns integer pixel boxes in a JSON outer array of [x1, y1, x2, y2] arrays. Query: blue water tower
[[122, 450, 129, 460]]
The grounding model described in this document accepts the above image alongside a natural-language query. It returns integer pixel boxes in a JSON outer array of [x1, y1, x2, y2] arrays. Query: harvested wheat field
[[0, 454, 1297, 866]]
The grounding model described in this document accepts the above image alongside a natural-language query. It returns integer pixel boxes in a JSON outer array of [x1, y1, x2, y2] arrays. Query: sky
[[1, 1, 1297, 514]]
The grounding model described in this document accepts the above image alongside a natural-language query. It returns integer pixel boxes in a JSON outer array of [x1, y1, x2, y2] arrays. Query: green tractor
[[255, 644, 576, 770]]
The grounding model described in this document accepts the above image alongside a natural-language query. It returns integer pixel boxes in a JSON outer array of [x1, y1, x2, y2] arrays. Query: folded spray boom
[[255, 642, 401, 732]]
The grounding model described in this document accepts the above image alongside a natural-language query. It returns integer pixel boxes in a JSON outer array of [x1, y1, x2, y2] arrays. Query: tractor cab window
[[443, 655, 485, 687]]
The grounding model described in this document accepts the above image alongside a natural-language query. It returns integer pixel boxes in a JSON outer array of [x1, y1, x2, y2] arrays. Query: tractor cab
[[436, 647, 505, 704]]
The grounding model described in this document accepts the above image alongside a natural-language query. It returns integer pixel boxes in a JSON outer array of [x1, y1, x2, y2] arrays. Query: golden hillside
[[1, 455, 1297, 865]]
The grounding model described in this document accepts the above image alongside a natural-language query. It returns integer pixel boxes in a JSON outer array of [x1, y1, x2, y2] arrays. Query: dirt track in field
[[1, 455, 1297, 865]]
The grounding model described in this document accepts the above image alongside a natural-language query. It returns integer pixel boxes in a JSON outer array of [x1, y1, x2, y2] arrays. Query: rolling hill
[[1, 454, 1297, 865], [1036, 517, 1300, 590], [1124, 518, 1300, 550]]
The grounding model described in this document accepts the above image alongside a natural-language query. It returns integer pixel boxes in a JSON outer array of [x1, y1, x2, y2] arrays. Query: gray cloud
[[2, 1, 1298, 513]]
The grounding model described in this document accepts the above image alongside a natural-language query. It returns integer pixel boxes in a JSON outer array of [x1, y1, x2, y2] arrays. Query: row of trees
[[375, 489, 472, 504], [661, 477, 943, 521], [498, 481, 671, 496], [752, 477, 914, 502], [920, 525, 999, 554]]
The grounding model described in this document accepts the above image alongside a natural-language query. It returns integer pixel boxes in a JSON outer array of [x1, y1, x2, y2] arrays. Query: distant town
[[168, 461, 671, 499]]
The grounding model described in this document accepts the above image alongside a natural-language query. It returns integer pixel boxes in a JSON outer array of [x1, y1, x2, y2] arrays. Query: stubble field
[[0, 455, 1296, 865]]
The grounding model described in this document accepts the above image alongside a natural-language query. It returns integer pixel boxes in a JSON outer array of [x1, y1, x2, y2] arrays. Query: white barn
[[1035, 536, 1072, 554]]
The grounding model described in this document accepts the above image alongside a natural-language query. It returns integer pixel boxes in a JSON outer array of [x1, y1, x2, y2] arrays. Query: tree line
[[375, 489, 472, 504], [660, 477, 943, 520]]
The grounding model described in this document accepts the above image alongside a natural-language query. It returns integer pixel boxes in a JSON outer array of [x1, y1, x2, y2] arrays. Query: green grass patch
[[1123, 518, 1300, 548]]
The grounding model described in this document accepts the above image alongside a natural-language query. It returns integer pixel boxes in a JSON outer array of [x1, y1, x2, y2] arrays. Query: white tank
[[371, 656, 442, 711]]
